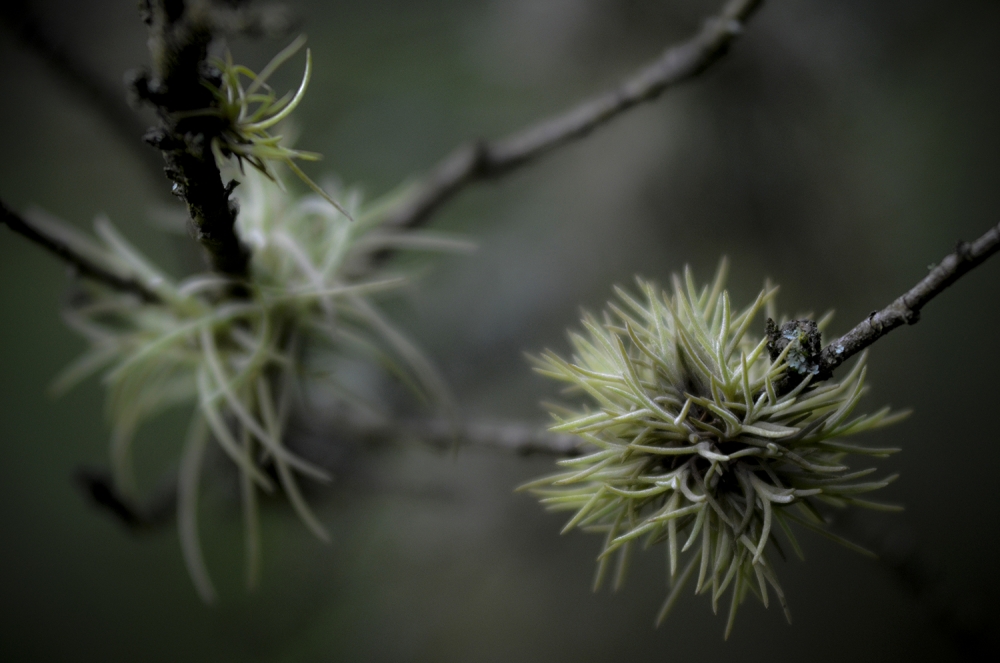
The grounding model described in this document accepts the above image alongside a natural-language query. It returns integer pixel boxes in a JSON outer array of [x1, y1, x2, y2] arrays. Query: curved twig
[[384, 0, 764, 231]]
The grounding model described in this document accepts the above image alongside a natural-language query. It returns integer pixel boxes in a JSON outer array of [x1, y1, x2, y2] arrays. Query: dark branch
[[818, 221, 1000, 377], [133, 0, 250, 279], [0, 199, 160, 303], [383, 0, 764, 232], [74, 467, 176, 532], [452, 217, 997, 453], [430, 224, 1000, 454]]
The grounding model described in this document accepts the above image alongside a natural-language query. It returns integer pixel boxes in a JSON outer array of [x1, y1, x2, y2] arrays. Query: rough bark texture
[[818, 221, 1000, 377], [766, 318, 823, 392], [132, 0, 250, 279]]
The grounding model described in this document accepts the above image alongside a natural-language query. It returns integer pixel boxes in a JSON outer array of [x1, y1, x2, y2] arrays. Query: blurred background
[[2, 1, 999, 661]]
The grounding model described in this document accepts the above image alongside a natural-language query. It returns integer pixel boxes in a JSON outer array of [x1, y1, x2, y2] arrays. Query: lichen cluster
[[52, 167, 466, 601], [187, 35, 349, 217], [526, 262, 906, 637]]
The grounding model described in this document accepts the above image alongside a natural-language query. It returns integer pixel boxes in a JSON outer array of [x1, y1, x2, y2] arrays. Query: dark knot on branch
[[766, 318, 825, 391]]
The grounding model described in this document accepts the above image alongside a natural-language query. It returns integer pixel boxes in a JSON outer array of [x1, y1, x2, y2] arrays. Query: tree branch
[[75, 467, 176, 532], [0, 199, 160, 303], [818, 221, 1000, 377], [415, 222, 1000, 456], [319, 407, 583, 457], [132, 0, 250, 279], [402, 418, 583, 456], [446, 223, 1000, 453], [383, 0, 764, 232]]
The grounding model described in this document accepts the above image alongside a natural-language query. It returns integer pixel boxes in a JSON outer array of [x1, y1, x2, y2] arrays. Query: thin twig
[[473, 223, 1000, 453], [403, 418, 583, 456], [0, 199, 160, 303], [425, 221, 1000, 456], [77, 412, 580, 530], [383, 0, 764, 232], [819, 221, 1000, 376], [319, 407, 582, 457]]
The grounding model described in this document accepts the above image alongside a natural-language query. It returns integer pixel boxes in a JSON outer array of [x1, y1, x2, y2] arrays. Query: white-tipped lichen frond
[[52, 169, 469, 601], [524, 261, 908, 638], [190, 35, 350, 218]]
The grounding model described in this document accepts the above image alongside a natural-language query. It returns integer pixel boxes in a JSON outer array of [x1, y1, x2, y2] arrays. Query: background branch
[[313, 408, 583, 457], [0, 199, 160, 303], [74, 467, 176, 532], [383, 0, 763, 232], [79, 413, 579, 529], [819, 221, 1000, 377], [400, 418, 581, 456]]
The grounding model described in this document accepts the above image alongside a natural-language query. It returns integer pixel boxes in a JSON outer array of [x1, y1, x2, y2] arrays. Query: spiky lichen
[[525, 262, 907, 637], [180, 35, 349, 218], [51, 168, 469, 601]]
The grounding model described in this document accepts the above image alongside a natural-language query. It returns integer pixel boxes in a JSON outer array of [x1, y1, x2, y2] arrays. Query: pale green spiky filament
[[52, 168, 468, 599], [525, 261, 908, 638], [182, 35, 352, 219]]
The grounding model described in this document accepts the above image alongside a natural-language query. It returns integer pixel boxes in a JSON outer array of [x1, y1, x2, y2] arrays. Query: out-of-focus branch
[[401, 418, 582, 456], [209, 1, 298, 39], [0, 4, 164, 179], [132, 0, 250, 279], [78, 413, 578, 529], [322, 408, 582, 457], [0, 199, 160, 303], [818, 221, 1000, 377], [75, 467, 176, 531], [383, 0, 764, 232]]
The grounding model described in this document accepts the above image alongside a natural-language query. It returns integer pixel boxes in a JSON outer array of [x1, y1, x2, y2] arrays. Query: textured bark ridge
[[766, 318, 824, 392], [817, 223, 1000, 377], [132, 0, 250, 279]]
